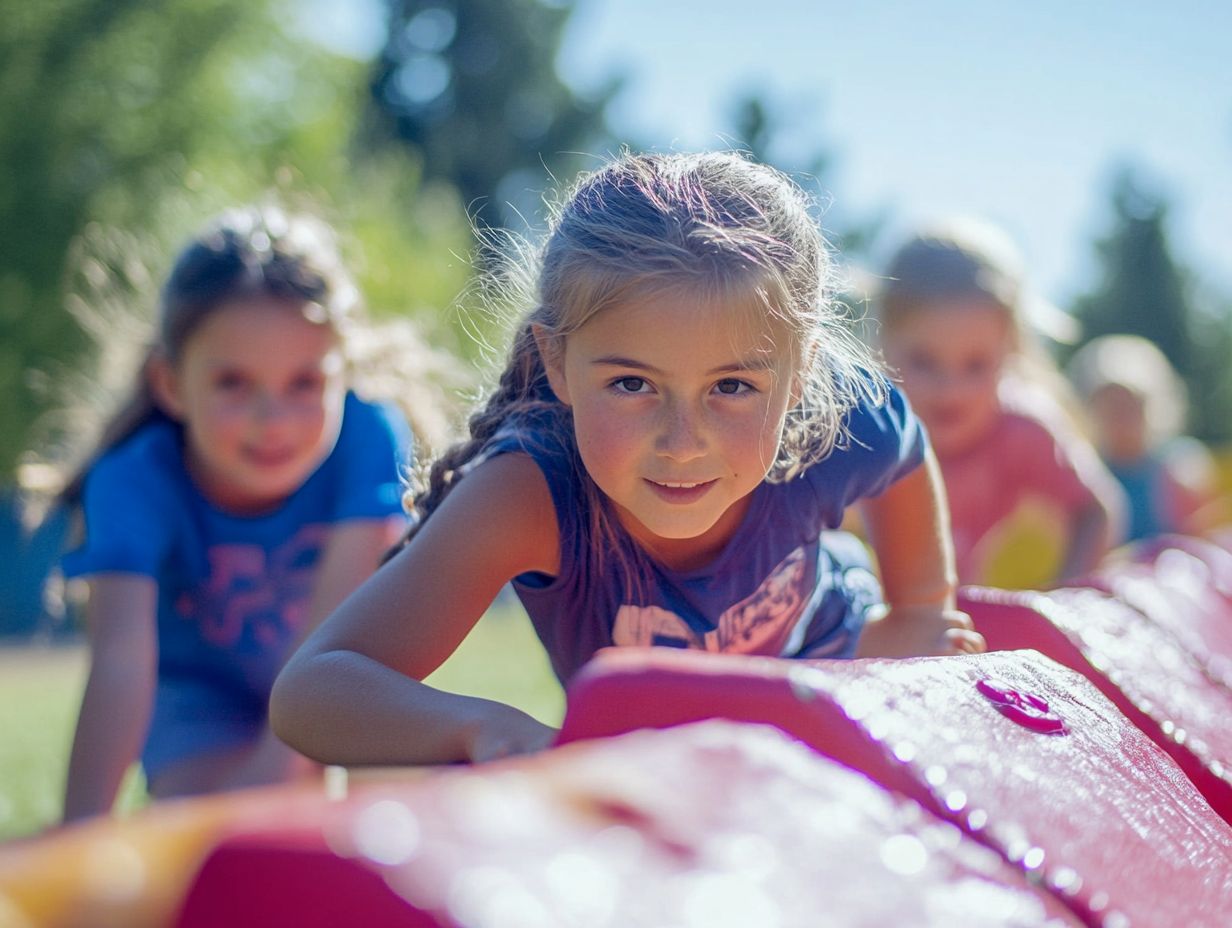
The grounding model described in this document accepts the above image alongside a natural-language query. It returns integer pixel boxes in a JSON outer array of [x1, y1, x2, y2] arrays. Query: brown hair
[[59, 205, 362, 506]]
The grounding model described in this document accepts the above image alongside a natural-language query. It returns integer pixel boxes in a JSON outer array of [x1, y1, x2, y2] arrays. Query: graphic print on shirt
[[611, 546, 814, 656], [176, 524, 328, 651]]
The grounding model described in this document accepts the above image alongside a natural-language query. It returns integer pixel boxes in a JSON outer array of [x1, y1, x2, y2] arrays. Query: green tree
[[1, 2, 478, 474], [366, 0, 616, 228], [1068, 166, 1232, 442], [0, 0, 304, 482]]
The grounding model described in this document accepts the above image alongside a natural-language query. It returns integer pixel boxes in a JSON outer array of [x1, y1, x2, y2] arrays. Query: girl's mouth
[[645, 478, 717, 504], [245, 446, 297, 468]]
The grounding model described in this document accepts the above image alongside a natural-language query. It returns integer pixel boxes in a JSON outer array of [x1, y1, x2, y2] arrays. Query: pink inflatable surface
[[179, 720, 1073, 927], [558, 647, 1232, 927], [965, 585, 1232, 825], [1088, 535, 1232, 690]]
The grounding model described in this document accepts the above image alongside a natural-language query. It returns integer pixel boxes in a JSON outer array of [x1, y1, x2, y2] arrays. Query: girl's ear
[[146, 352, 186, 421], [789, 375, 805, 409], [790, 339, 819, 408], [532, 324, 571, 406]]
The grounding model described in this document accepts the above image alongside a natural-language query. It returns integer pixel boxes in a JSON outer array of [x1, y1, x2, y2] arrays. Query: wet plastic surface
[[1088, 536, 1232, 691], [965, 585, 1232, 824], [559, 647, 1232, 927], [182, 721, 1078, 928]]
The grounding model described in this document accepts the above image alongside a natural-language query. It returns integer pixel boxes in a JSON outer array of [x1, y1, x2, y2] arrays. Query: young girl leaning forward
[[60, 207, 416, 821], [272, 151, 985, 767]]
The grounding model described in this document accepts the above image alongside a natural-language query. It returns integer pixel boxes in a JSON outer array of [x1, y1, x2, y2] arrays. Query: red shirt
[[940, 387, 1107, 587]]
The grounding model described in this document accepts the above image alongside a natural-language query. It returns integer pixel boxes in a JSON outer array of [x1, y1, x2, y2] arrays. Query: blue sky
[[306, 0, 1232, 306]]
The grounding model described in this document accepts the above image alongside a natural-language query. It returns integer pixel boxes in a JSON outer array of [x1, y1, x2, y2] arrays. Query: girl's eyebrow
[[591, 354, 778, 375]]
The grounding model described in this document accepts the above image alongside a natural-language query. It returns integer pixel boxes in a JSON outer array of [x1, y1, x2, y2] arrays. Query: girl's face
[[1088, 382, 1148, 461], [541, 288, 801, 570], [151, 297, 347, 514], [882, 299, 1012, 459]]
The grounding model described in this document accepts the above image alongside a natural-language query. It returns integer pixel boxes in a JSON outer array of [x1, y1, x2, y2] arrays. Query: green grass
[[0, 600, 562, 842]]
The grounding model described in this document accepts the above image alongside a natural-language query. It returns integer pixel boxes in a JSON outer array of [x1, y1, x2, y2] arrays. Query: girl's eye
[[289, 373, 325, 394], [612, 376, 649, 394], [214, 372, 249, 393], [963, 358, 993, 378], [715, 378, 752, 395]]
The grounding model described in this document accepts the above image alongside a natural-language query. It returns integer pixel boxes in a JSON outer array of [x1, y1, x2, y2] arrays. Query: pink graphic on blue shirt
[[612, 546, 812, 656], [176, 524, 328, 650]]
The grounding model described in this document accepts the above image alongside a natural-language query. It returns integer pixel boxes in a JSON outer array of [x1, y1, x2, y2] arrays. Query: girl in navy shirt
[[273, 152, 985, 768]]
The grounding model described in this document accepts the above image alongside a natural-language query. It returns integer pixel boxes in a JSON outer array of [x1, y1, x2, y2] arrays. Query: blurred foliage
[[1066, 167, 1232, 443], [0, 0, 476, 487], [366, 0, 617, 229]]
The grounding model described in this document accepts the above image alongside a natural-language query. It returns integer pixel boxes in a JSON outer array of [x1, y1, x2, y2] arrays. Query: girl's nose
[[252, 391, 293, 425], [929, 368, 968, 397], [655, 400, 708, 461]]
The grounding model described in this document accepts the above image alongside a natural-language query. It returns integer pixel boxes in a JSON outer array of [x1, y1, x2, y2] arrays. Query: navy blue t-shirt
[[484, 379, 927, 683]]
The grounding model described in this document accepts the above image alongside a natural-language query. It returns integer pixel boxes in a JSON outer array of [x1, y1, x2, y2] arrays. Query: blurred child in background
[[271, 151, 983, 770], [58, 205, 427, 821], [875, 218, 1125, 588], [1068, 333, 1223, 541]]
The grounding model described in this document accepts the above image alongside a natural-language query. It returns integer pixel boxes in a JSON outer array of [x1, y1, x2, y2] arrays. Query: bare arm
[[303, 517, 408, 638], [270, 453, 561, 766], [1056, 500, 1115, 583], [855, 451, 985, 657], [1055, 456, 1126, 583], [207, 516, 409, 790], [62, 575, 158, 823]]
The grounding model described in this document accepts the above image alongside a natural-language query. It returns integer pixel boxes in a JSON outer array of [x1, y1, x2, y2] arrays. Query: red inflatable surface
[[558, 647, 1232, 927], [964, 585, 1232, 825], [1087, 536, 1232, 690], [2, 721, 1077, 927], [180, 721, 1073, 928]]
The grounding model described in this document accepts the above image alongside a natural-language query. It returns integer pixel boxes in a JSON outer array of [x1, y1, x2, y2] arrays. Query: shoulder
[[84, 418, 184, 501], [64, 420, 187, 578], [990, 396, 1114, 508], [996, 378, 1083, 445], [337, 392, 413, 453], [420, 451, 560, 578], [841, 376, 922, 446], [480, 406, 579, 496], [800, 377, 926, 509]]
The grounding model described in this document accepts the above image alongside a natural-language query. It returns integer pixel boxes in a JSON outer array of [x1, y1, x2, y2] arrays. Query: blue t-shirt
[[485, 379, 927, 682], [63, 392, 411, 704]]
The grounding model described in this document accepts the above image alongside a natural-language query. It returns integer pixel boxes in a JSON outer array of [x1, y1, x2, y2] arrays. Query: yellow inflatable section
[[973, 498, 1069, 590]]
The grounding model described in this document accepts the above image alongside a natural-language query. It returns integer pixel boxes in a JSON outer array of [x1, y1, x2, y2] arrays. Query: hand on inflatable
[[855, 604, 986, 658], [463, 705, 558, 764]]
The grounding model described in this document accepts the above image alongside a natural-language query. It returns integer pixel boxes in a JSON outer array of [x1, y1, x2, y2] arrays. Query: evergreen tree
[[366, 0, 616, 229], [1069, 166, 1232, 442]]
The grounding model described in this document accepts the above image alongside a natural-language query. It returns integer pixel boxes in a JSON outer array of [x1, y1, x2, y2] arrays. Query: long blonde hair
[[397, 151, 885, 589]]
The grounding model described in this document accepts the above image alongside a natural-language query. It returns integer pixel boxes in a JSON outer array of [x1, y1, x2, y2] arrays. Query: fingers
[[944, 609, 976, 631], [945, 627, 987, 655], [468, 721, 559, 764]]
